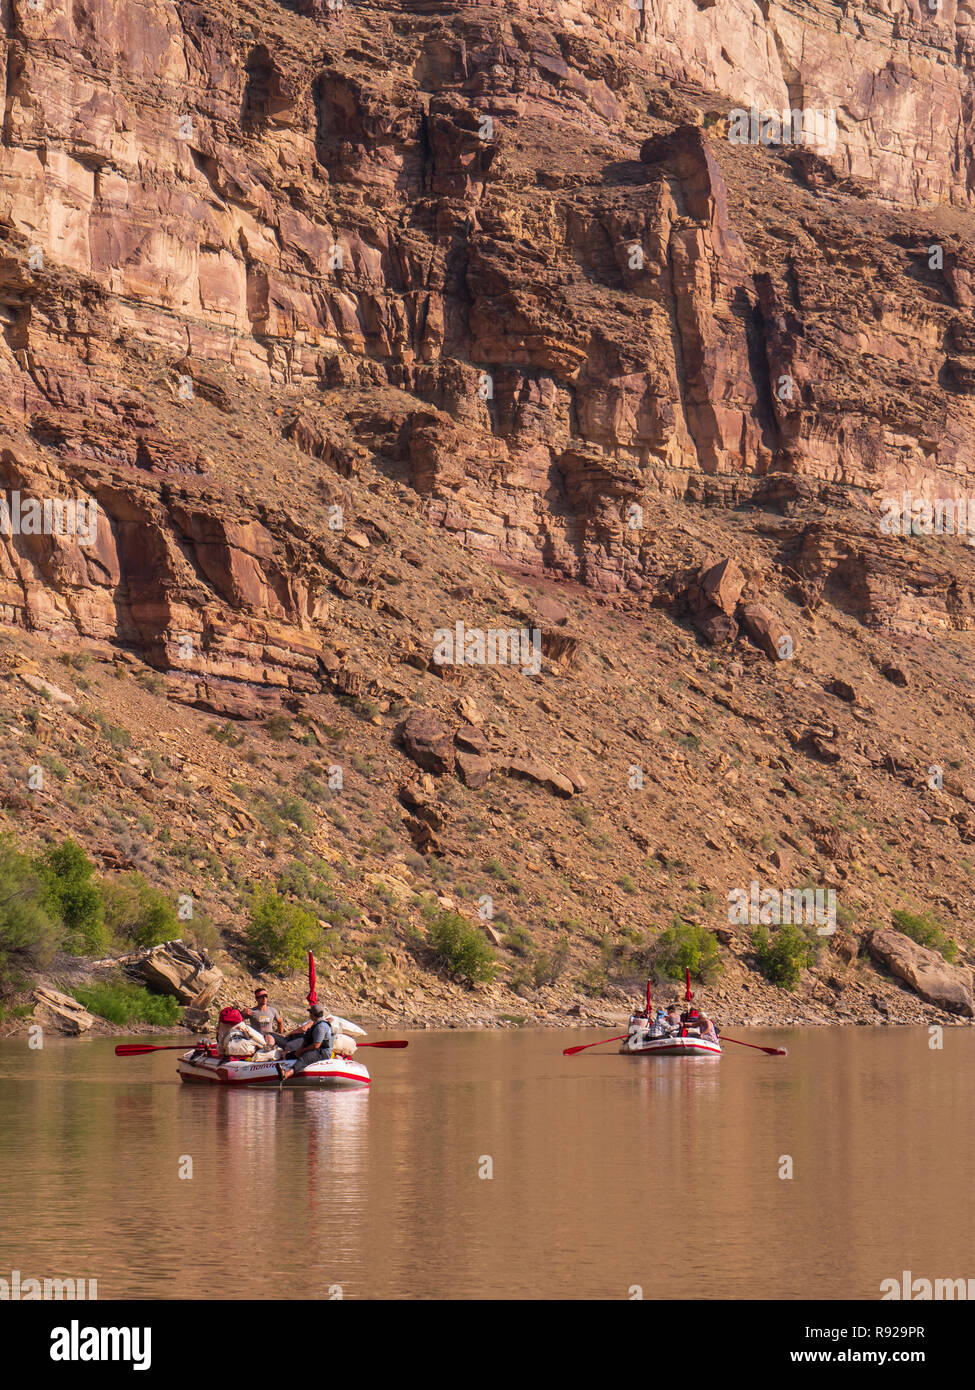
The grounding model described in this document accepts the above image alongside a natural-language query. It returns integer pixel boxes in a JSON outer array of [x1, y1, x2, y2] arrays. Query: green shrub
[[427, 909, 496, 984], [245, 887, 319, 973], [73, 979, 182, 1026], [533, 935, 570, 987], [652, 920, 723, 984], [501, 925, 535, 958], [263, 714, 293, 741], [39, 839, 108, 955], [891, 909, 958, 963], [101, 873, 179, 949], [751, 923, 817, 989], [0, 839, 59, 993]]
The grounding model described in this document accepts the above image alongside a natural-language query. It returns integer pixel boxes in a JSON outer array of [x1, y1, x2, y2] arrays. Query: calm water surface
[[0, 1028, 971, 1300]]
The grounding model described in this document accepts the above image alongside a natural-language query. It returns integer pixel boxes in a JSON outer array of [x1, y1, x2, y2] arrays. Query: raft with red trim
[[619, 1033, 722, 1058], [176, 1046, 370, 1088]]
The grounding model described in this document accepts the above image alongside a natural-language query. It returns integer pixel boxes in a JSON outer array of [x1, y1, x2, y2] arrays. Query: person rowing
[[275, 1005, 333, 1081]]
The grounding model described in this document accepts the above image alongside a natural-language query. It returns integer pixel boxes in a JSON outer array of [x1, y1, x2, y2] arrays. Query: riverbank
[[2, 930, 969, 1041]]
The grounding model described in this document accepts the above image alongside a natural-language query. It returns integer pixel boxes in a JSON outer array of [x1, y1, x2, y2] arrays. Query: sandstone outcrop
[[866, 930, 974, 1019], [400, 710, 456, 776], [124, 941, 223, 1009]]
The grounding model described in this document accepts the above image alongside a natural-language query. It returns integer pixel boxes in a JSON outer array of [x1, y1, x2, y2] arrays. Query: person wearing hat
[[681, 1007, 702, 1036], [664, 1002, 682, 1031], [216, 1007, 267, 1059], [243, 988, 283, 1044], [276, 1005, 333, 1081]]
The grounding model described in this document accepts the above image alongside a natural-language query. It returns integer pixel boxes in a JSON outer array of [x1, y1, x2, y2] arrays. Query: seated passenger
[[276, 1006, 333, 1080], [699, 1015, 719, 1043], [217, 1007, 268, 1059], [651, 1008, 670, 1037], [664, 1003, 682, 1031]]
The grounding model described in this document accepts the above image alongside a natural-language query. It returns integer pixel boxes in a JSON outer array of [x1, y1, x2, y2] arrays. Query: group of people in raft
[[639, 1002, 720, 1041], [213, 987, 358, 1081]]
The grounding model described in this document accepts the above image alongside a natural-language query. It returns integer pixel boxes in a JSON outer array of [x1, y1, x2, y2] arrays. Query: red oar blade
[[563, 1034, 628, 1056], [357, 1039, 408, 1048], [115, 1043, 193, 1056]]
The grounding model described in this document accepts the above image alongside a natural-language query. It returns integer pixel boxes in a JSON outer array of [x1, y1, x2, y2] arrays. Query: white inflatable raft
[[620, 1016, 721, 1058], [177, 1047, 370, 1088]]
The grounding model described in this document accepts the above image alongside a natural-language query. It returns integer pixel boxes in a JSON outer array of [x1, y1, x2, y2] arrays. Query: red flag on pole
[[685, 967, 693, 1004], [308, 950, 317, 1006]]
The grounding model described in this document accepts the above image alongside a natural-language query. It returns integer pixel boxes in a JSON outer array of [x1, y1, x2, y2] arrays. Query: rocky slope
[[2, 0, 975, 1030]]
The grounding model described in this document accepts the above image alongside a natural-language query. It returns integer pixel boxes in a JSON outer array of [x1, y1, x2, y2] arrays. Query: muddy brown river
[[0, 1027, 971, 1300]]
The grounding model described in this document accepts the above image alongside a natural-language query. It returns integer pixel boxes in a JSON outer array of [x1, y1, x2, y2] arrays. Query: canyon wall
[[2, 0, 975, 681]]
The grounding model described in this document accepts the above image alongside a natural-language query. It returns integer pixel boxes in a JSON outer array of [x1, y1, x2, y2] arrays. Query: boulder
[[455, 696, 483, 726], [455, 724, 488, 754], [881, 663, 909, 688], [701, 558, 745, 615], [128, 941, 223, 1007], [738, 602, 794, 661], [456, 751, 492, 789], [866, 928, 974, 1017], [539, 628, 581, 667], [400, 709, 456, 775], [827, 677, 856, 703], [397, 782, 445, 830], [18, 673, 77, 709], [503, 758, 575, 798], [692, 606, 739, 645]]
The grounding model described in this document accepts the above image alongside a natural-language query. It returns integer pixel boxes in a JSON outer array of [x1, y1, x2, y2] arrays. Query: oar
[[116, 1039, 410, 1057], [719, 1035, 787, 1057], [563, 1034, 628, 1055]]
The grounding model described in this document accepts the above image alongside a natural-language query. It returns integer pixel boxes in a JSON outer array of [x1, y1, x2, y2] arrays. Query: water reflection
[[0, 1029, 972, 1299]]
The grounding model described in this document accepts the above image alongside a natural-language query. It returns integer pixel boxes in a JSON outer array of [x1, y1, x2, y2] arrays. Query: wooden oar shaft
[[116, 1039, 408, 1056], [719, 1035, 787, 1056], [563, 1034, 628, 1055]]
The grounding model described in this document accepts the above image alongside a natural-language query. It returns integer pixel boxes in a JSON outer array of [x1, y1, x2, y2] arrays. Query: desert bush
[[533, 935, 570, 987], [428, 909, 495, 984], [751, 923, 817, 989], [891, 909, 958, 963], [652, 920, 723, 984], [101, 873, 179, 950], [0, 839, 59, 993], [39, 838, 108, 955], [244, 887, 319, 973]]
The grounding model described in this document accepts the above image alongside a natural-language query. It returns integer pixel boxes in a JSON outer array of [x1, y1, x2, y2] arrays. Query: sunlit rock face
[[1, 0, 974, 663]]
